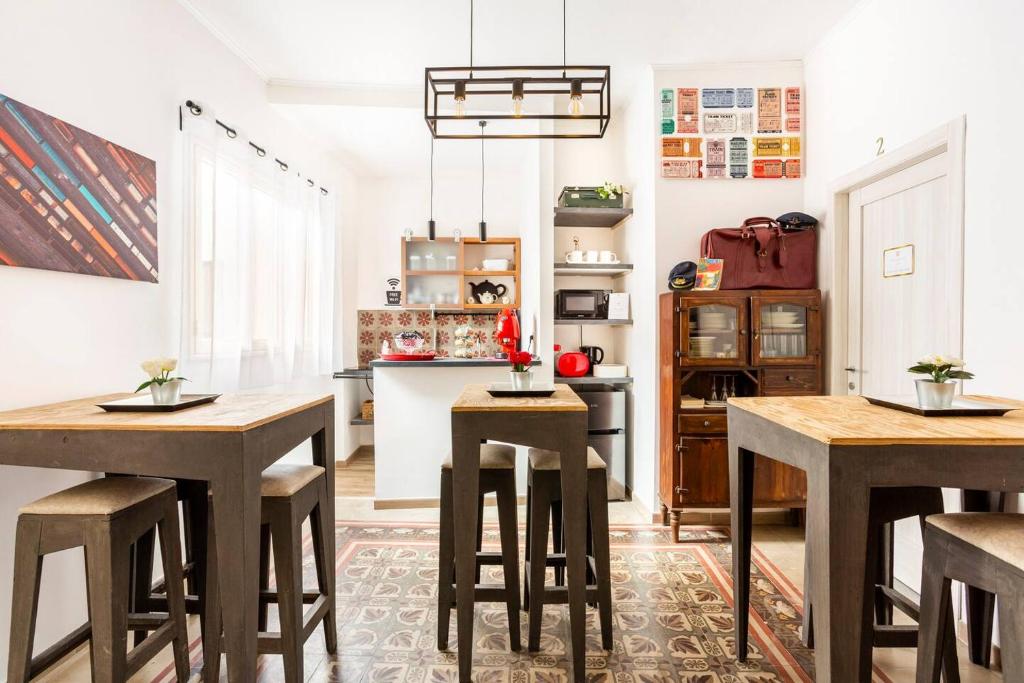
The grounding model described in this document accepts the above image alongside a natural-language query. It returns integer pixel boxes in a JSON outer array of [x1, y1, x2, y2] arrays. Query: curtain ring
[[320, 187, 328, 196], [306, 178, 314, 187], [275, 159, 288, 172], [185, 100, 203, 116], [248, 142, 266, 157]]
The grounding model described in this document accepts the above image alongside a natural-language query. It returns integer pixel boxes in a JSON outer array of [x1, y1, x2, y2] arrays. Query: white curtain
[[180, 116, 335, 392]]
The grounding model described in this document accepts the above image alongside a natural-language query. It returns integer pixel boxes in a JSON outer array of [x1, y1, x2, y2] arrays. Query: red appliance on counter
[[557, 350, 590, 377]]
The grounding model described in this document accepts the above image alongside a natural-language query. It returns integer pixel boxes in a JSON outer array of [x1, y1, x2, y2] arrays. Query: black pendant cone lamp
[[478, 121, 487, 242], [427, 136, 436, 240]]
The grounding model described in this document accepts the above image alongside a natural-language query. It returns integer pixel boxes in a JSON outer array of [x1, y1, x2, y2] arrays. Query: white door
[[846, 150, 964, 592]]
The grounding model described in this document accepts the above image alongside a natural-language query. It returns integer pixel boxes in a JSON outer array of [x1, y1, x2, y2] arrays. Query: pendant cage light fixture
[[424, 0, 610, 139]]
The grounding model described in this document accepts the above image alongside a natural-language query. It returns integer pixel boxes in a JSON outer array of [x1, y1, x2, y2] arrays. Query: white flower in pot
[[907, 354, 974, 409], [137, 358, 189, 405]]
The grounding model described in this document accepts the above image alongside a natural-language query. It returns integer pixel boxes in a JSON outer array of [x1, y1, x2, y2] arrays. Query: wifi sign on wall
[[385, 278, 401, 306]]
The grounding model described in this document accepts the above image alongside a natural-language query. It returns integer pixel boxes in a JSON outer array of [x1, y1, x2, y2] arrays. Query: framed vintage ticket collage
[[660, 87, 802, 180]]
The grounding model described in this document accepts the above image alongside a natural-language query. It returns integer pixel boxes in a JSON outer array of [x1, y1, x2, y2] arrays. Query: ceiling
[[183, 0, 861, 174], [182, 0, 859, 91], [272, 104, 536, 177]]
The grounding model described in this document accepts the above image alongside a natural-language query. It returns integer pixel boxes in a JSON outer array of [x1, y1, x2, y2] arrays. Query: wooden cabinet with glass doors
[[401, 237, 521, 310], [658, 289, 821, 541]]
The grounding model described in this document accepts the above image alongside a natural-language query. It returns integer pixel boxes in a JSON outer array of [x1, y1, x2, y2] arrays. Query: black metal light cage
[[424, 65, 611, 139]]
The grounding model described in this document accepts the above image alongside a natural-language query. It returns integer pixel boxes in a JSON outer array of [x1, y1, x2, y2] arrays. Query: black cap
[[777, 211, 818, 231], [668, 261, 697, 290]]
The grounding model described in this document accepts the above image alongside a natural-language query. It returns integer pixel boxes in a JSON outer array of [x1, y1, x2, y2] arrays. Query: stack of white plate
[[763, 310, 801, 327], [690, 336, 714, 357], [697, 311, 729, 330]]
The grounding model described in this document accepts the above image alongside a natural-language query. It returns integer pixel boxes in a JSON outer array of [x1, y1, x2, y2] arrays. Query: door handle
[[844, 367, 857, 372]]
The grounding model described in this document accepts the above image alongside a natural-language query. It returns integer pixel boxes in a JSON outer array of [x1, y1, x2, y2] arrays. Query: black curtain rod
[[181, 99, 329, 196]]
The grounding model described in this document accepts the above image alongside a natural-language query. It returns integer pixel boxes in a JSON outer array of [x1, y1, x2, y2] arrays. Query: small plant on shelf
[[596, 181, 627, 200]]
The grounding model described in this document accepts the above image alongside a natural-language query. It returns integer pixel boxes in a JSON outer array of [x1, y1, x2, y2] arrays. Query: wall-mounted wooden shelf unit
[[553, 206, 633, 228], [401, 237, 521, 311], [553, 263, 633, 277], [554, 318, 633, 326]]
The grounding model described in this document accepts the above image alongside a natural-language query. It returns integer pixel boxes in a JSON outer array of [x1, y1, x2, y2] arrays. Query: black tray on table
[[865, 395, 1017, 417], [97, 394, 221, 412], [487, 383, 556, 398]]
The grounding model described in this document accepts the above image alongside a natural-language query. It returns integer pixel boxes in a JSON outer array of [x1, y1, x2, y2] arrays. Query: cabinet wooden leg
[[669, 511, 681, 544], [660, 504, 670, 527]]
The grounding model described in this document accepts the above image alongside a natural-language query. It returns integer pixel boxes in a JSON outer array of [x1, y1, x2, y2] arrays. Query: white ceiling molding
[[175, 0, 270, 81]]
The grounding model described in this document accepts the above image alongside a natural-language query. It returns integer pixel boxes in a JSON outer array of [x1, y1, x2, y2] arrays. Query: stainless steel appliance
[[573, 385, 627, 500], [555, 289, 610, 319]]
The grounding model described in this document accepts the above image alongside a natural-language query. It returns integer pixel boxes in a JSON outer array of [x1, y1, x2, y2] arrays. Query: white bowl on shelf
[[593, 364, 627, 378], [482, 258, 510, 271]]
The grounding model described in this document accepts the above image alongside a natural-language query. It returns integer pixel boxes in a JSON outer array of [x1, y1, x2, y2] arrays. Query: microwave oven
[[555, 289, 610, 319]]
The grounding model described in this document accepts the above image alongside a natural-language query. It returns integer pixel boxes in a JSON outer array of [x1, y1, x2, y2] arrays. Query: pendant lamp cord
[[429, 136, 434, 221], [562, 0, 567, 78], [469, 0, 474, 78], [480, 135, 485, 223]]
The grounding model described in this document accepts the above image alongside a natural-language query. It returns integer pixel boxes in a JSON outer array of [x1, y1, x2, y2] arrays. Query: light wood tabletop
[[728, 394, 1024, 446], [0, 393, 334, 432], [452, 383, 586, 412]]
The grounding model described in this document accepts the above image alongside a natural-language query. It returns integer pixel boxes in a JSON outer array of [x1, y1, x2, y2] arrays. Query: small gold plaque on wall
[[883, 244, 915, 278]]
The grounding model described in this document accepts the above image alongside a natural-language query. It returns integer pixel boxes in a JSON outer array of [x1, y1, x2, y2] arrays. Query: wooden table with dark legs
[[450, 384, 590, 683], [0, 392, 336, 683], [727, 395, 1024, 683]]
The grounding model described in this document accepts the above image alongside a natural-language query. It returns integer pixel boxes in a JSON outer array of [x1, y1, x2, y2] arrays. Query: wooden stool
[[524, 446, 612, 653], [437, 444, 521, 652], [918, 513, 1024, 682], [6, 477, 190, 683], [803, 487, 959, 681], [257, 464, 337, 683]]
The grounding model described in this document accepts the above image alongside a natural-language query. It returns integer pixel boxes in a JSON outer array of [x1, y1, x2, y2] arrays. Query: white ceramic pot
[[510, 371, 534, 391], [151, 379, 183, 405], [915, 379, 955, 409]]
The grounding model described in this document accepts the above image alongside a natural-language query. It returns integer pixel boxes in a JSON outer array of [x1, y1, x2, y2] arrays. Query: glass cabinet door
[[752, 294, 820, 365], [680, 298, 748, 366]]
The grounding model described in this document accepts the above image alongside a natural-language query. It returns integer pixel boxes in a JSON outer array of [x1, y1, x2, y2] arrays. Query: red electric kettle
[[557, 350, 590, 377]]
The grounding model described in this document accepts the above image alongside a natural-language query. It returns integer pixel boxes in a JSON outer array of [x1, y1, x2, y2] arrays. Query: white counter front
[[370, 362, 535, 505]]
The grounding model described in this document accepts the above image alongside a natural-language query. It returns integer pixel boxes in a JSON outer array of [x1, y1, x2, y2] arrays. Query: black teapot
[[468, 280, 507, 305]]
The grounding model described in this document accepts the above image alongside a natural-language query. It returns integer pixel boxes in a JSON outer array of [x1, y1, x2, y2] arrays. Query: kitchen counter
[[369, 357, 540, 368], [338, 357, 550, 507]]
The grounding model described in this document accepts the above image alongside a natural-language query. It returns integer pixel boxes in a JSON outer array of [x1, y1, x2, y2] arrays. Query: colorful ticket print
[[0, 93, 157, 281], [661, 89, 675, 134], [757, 88, 782, 133], [753, 158, 784, 179], [706, 138, 727, 178], [676, 88, 698, 134], [785, 87, 801, 115], [702, 88, 735, 109], [662, 159, 703, 179], [752, 137, 801, 157], [662, 137, 702, 158], [729, 137, 749, 178], [703, 112, 737, 134], [659, 85, 801, 180]]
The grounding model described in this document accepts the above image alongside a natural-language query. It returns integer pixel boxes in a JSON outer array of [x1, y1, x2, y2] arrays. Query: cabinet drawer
[[762, 368, 820, 395], [678, 413, 728, 435]]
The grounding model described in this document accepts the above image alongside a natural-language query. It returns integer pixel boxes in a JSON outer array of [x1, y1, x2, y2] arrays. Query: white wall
[[0, 0, 346, 668], [653, 63, 805, 285], [804, 0, 1024, 406], [644, 62, 805, 516]]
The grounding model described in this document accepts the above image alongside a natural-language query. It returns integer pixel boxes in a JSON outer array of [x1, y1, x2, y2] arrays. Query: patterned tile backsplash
[[357, 309, 500, 366]]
